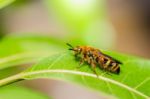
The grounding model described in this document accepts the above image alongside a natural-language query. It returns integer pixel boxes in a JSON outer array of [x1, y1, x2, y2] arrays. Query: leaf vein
[[134, 77, 150, 90], [48, 54, 66, 69], [23, 70, 149, 99], [106, 81, 113, 95]]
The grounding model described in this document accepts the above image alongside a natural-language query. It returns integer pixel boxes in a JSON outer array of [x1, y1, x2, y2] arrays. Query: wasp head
[[66, 43, 82, 54]]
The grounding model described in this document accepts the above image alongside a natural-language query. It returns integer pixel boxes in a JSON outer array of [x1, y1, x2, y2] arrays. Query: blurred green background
[[0, 0, 150, 99]]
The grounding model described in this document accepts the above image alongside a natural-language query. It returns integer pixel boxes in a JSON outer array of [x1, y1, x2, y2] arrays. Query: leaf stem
[[0, 70, 149, 99], [0, 73, 24, 86]]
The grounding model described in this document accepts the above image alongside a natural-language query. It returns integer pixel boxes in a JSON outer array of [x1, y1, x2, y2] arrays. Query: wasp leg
[[98, 62, 111, 76], [102, 67, 112, 76], [76, 58, 84, 69], [76, 54, 88, 69], [90, 60, 99, 77], [77, 53, 88, 67]]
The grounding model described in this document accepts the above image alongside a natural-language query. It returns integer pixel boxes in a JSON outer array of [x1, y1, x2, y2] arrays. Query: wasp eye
[[78, 48, 81, 52]]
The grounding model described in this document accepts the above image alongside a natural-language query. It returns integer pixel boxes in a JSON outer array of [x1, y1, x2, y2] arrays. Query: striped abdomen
[[97, 55, 120, 74]]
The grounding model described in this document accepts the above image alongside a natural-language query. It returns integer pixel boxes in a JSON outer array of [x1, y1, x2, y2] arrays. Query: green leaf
[[0, 0, 15, 9], [0, 66, 21, 79], [0, 35, 65, 70], [0, 52, 150, 99], [0, 85, 50, 99], [0, 35, 65, 57]]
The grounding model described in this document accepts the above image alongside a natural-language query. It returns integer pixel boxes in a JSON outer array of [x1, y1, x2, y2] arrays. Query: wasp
[[67, 43, 122, 75]]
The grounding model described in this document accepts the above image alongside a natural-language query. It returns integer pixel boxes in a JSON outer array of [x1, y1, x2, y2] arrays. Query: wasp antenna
[[66, 43, 74, 48], [69, 48, 73, 50]]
